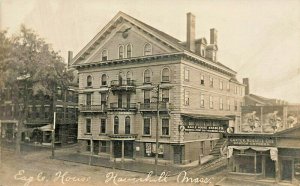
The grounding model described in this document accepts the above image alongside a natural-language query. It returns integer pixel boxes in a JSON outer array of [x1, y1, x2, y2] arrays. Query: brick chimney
[[243, 78, 250, 95], [68, 51, 73, 67], [187, 12, 196, 52], [210, 28, 217, 45]]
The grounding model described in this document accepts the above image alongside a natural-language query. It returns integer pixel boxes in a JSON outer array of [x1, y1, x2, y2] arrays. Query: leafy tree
[[0, 25, 73, 155]]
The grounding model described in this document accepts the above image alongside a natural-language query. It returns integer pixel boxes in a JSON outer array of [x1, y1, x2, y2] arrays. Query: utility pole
[[51, 112, 56, 158], [155, 84, 160, 176], [0, 120, 2, 167]]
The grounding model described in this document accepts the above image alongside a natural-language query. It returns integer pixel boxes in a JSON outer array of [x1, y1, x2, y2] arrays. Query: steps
[[210, 138, 227, 157]]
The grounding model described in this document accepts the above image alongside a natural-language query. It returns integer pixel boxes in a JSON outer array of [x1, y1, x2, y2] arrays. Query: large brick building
[[0, 70, 78, 146], [71, 12, 244, 164]]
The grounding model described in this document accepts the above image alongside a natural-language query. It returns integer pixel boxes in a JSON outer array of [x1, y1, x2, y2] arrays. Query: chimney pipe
[[243, 78, 250, 95], [68, 51, 73, 67], [210, 28, 217, 45], [187, 12, 196, 52]]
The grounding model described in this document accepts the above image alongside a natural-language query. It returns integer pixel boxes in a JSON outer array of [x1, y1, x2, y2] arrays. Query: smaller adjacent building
[[227, 124, 300, 184]]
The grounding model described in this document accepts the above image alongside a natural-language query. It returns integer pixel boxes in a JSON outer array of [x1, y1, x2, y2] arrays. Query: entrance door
[[124, 141, 133, 158], [265, 156, 276, 178], [174, 145, 182, 164], [281, 160, 293, 181], [113, 141, 122, 158]]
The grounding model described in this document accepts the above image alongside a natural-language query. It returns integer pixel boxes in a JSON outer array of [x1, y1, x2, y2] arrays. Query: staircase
[[210, 138, 227, 157]]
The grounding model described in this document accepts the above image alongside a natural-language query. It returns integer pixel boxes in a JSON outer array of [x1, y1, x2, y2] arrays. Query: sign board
[[179, 125, 228, 133], [228, 136, 275, 146]]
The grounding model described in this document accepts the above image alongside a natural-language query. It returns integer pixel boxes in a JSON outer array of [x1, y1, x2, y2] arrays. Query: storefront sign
[[180, 125, 227, 133], [228, 136, 275, 146]]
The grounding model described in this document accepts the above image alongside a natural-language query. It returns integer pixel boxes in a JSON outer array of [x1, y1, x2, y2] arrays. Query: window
[[209, 96, 214, 109], [162, 118, 169, 136], [57, 88, 62, 100], [100, 119, 106, 134], [184, 68, 190, 81], [200, 141, 205, 155], [125, 116, 130, 134], [101, 74, 107, 86], [234, 100, 238, 111], [200, 75, 205, 85], [86, 118, 91, 133], [162, 89, 169, 102], [87, 75, 92, 87], [100, 141, 109, 153], [101, 93, 107, 106], [144, 43, 152, 55], [144, 69, 151, 83], [118, 45, 124, 59], [162, 68, 170, 82], [209, 76, 214, 87], [235, 86, 238, 94], [200, 94, 204, 107], [219, 98, 223, 110], [184, 90, 189, 106], [227, 99, 230, 110], [114, 116, 119, 134], [143, 118, 151, 135], [45, 107, 49, 119], [102, 50, 108, 61], [86, 93, 92, 106], [144, 90, 150, 108], [126, 44, 132, 58], [219, 80, 223, 90], [227, 82, 230, 91]]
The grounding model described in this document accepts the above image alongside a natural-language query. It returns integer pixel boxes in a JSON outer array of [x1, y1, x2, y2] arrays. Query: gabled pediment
[[71, 11, 184, 66], [275, 124, 300, 138]]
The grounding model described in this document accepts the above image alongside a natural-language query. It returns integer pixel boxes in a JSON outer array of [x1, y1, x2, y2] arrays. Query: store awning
[[38, 124, 53, 132], [227, 146, 278, 161], [181, 114, 232, 121]]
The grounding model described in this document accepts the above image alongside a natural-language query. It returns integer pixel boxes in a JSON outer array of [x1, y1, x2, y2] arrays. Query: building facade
[[71, 12, 244, 164], [0, 75, 78, 146]]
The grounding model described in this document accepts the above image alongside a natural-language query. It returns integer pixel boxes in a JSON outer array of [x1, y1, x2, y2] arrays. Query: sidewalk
[[55, 152, 200, 176]]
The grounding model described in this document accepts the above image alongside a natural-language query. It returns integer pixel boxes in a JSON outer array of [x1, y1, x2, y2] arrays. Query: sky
[[1, 0, 300, 103]]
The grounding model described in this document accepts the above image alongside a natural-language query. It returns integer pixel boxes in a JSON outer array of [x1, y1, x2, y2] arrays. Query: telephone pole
[[51, 112, 56, 158], [155, 84, 160, 175]]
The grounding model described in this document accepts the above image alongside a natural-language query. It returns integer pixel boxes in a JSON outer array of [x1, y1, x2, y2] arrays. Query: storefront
[[227, 125, 300, 185]]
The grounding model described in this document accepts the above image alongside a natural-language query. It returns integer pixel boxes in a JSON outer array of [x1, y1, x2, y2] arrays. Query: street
[[0, 146, 224, 186]]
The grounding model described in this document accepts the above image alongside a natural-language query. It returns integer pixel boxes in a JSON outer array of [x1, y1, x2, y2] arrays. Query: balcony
[[139, 102, 170, 112], [110, 80, 136, 93], [108, 102, 137, 112], [79, 105, 107, 113]]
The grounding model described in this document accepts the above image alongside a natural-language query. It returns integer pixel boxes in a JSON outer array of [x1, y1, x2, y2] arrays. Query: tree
[[0, 25, 73, 155]]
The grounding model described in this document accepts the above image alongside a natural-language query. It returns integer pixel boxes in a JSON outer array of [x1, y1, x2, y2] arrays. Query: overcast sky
[[1, 0, 300, 103]]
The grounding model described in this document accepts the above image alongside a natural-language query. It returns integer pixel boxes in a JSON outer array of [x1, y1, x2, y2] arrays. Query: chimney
[[68, 51, 73, 67], [210, 28, 217, 45], [187, 12, 196, 52], [243, 78, 250, 95]]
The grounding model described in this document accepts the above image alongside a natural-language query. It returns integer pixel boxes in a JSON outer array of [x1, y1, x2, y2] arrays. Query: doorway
[[265, 156, 276, 178], [113, 141, 122, 158], [281, 160, 293, 181], [174, 145, 182, 164], [124, 141, 133, 158]]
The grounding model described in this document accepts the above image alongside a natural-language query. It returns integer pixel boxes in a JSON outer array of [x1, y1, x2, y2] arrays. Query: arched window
[[144, 43, 152, 56], [114, 116, 119, 134], [144, 69, 151, 83], [162, 68, 170, 82], [87, 75, 92, 87], [125, 116, 130, 134], [126, 44, 132, 58], [102, 50, 108, 61], [118, 45, 124, 59], [101, 74, 107, 86]]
